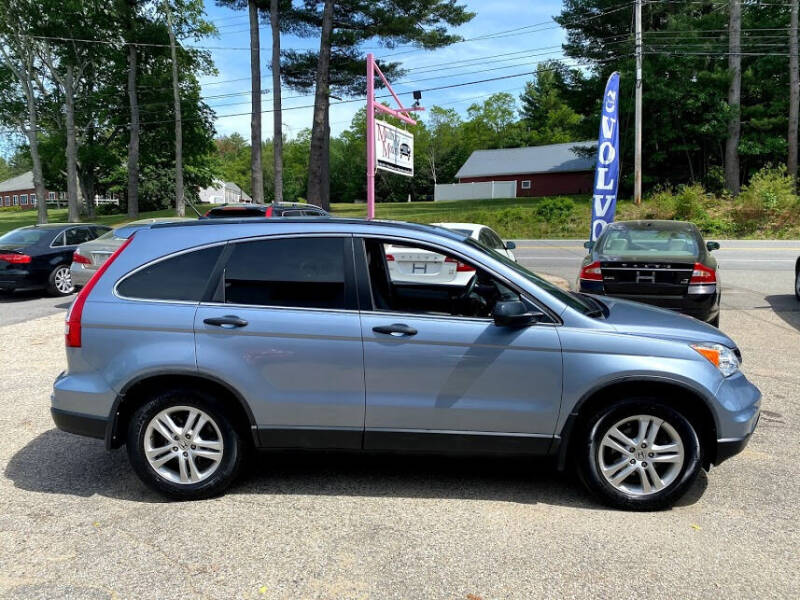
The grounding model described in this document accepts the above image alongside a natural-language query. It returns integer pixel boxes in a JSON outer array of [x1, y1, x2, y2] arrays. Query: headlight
[[691, 343, 740, 377]]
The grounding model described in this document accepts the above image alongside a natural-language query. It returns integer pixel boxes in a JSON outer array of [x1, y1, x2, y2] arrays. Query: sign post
[[366, 53, 423, 220]]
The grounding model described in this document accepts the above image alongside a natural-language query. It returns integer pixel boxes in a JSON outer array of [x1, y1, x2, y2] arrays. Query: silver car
[[70, 217, 193, 287], [52, 218, 760, 509]]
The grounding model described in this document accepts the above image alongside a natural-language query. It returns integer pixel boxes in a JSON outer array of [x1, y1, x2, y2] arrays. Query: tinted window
[[207, 206, 264, 218], [51, 232, 65, 247], [117, 246, 222, 301], [65, 227, 93, 245], [0, 227, 53, 246], [224, 237, 346, 309]]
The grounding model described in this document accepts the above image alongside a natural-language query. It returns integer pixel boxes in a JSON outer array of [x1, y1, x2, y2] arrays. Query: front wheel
[[126, 388, 243, 500], [576, 399, 702, 510], [47, 264, 74, 296]]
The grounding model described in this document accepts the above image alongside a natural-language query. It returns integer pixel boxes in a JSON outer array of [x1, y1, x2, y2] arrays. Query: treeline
[[0, 0, 217, 223]]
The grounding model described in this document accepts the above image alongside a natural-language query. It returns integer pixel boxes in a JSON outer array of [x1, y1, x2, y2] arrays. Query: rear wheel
[[576, 399, 702, 510], [47, 264, 74, 296], [126, 388, 243, 500]]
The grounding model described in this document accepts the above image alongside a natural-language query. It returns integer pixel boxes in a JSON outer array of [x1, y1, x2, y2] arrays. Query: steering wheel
[[455, 273, 490, 316]]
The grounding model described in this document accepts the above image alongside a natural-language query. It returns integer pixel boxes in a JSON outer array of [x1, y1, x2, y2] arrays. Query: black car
[[0, 223, 112, 296], [203, 202, 329, 218], [578, 220, 721, 326]]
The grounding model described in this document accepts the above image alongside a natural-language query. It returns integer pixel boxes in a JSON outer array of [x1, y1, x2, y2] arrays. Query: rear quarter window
[[116, 246, 223, 302]]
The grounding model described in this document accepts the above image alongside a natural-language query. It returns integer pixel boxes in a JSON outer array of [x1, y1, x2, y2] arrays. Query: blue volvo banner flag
[[590, 72, 620, 242]]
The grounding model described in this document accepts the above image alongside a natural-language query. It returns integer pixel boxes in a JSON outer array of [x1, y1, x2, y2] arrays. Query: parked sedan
[[71, 218, 192, 288], [203, 202, 329, 218], [385, 223, 516, 286], [578, 220, 721, 326], [0, 223, 111, 296]]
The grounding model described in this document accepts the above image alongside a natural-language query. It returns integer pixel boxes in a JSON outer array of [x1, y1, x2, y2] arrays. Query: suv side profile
[[52, 219, 761, 510]]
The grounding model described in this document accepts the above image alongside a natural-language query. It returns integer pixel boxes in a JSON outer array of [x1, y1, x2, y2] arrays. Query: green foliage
[[535, 196, 575, 223], [672, 184, 708, 221], [95, 203, 121, 216]]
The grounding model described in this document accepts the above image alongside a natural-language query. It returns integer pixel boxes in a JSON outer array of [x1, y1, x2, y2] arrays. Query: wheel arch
[[556, 377, 719, 471], [106, 371, 258, 450]]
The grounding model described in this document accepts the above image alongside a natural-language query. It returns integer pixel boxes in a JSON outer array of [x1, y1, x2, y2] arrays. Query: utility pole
[[789, 0, 799, 187], [725, 0, 742, 195], [249, 0, 264, 205], [634, 0, 643, 205]]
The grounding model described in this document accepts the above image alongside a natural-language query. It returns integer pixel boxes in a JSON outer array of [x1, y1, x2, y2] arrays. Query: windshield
[[447, 228, 473, 237], [597, 226, 699, 257], [0, 227, 52, 246], [466, 239, 599, 316]]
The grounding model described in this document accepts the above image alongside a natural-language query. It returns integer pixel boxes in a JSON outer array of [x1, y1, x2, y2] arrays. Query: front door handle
[[372, 323, 417, 337], [203, 315, 248, 329]]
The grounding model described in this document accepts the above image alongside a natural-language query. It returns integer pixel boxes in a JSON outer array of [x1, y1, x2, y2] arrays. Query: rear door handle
[[372, 323, 417, 337], [203, 315, 248, 328]]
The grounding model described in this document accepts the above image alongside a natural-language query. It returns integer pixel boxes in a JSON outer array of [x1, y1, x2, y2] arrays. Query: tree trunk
[[306, 0, 334, 210], [165, 0, 184, 216], [126, 14, 140, 219], [271, 0, 283, 203], [25, 123, 48, 225], [250, 0, 264, 204], [80, 170, 96, 220], [789, 0, 799, 185], [725, 0, 742, 195], [64, 67, 81, 222]]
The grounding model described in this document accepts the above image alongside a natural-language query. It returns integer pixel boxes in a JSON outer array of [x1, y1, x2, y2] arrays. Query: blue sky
[[199, 0, 568, 141]]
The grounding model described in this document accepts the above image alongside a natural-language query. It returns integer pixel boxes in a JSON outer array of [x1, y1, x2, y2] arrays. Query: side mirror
[[583, 240, 594, 250], [493, 300, 543, 328], [505, 240, 516, 250], [706, 241, 720, 251]]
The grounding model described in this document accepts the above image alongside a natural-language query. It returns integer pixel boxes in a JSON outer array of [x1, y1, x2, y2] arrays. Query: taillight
[[72, 250, 91, 265], [580, 261, 603, 281], [444, 256, 475, 272], [0, 253, 31, 264], [203, 209, 211, 216], [689, 262, 716, 284], [65, 236, 134, 348], [265, 205, 273, 217], [385, 254, 395, 261]]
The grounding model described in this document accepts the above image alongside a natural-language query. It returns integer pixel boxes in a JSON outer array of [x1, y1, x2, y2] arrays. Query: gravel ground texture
[[0, 301, 798, 599]]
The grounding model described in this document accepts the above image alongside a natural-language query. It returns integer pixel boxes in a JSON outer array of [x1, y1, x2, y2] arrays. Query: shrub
[[733, 165, 798, 234], [95, 203, 121, 216], [643, 187, 677, 219], [0, 206, 24, 213], [535, 196, 574, 224], [672, 184, 708, 221]]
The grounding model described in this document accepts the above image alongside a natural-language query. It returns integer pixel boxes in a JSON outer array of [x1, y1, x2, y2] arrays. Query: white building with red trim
[[0, 171, 63, 210]]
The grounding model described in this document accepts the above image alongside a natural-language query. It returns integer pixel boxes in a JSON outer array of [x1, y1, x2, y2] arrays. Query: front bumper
[[711, 372, 761, 465]]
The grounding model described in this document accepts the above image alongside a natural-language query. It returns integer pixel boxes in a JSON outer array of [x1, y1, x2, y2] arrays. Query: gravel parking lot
[[0, 240, 798, 599]]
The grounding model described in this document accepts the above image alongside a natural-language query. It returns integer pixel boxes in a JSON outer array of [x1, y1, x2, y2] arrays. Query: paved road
[[0, 240, 798, 598]]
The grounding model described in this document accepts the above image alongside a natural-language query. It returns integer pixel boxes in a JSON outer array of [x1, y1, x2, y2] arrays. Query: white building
[[198, 180, 254, 205]]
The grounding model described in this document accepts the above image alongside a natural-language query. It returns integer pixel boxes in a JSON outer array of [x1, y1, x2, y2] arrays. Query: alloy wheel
[[143, 406, 224, 485], [597, 414, 685, 496], [54, 266, 74, 294]]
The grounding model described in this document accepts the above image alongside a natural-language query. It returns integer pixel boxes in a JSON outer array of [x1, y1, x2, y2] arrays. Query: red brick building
[[455, 142, 596, 197], [0, 171, 62, 210]]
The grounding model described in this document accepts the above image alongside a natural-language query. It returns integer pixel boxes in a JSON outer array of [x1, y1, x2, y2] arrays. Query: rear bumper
[[51, 407, 107, 439], [69, 263, 95, 287], [0, 268, 47, 292], [578, 282, 719, 322]]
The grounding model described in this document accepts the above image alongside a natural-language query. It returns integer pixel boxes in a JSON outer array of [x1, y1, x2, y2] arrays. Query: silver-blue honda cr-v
[[51, 218, 760, 509]]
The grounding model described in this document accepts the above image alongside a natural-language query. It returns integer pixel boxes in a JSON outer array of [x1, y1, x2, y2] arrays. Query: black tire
[[126, 388, 243, 500], [46, 264, 74, 296], [795, 268, 800, 300], [708, 314, 720, 328], [576, 398, 702, 511]]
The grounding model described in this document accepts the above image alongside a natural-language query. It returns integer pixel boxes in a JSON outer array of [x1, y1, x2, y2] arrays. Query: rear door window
[[222, 237, 351, 309], [116, 246, 223, 302], [65, 227, 93, 246]]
